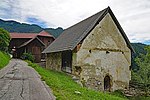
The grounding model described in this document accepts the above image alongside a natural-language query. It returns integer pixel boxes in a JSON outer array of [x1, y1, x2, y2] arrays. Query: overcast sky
[[0, 0, 150, 44]]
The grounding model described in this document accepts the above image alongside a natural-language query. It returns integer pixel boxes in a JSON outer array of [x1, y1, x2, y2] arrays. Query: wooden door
[[104, 75, 111, 91], [61, 51, 72, 73], [32, 46, 41, 62]]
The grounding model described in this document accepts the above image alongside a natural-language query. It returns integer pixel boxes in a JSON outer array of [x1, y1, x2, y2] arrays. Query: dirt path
[[0, 59, 55, 100]]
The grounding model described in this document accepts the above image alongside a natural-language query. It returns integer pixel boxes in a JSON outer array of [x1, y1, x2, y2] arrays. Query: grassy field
[[0, 51, 10, 69], [26, 61, 126, 100]]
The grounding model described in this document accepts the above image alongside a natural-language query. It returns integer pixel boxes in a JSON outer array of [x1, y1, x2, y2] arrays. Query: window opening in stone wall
[[104, 75, 111, 91], [89, 50, 91, 53]]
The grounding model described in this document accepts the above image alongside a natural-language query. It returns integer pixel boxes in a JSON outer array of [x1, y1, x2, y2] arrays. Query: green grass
[[26, 60, 126, 100], [0, 51, 10, 69]]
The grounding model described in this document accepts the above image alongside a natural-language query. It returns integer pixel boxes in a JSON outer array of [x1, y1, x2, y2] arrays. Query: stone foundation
[[46, 52, 61, 71]]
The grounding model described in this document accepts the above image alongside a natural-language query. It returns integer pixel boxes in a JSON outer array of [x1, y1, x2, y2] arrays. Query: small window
[[106, 51, 110, 54], [89, 50, 91, 53], [129, 66, 131, 70]]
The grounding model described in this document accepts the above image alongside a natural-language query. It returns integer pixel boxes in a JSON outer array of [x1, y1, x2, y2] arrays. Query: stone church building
[[43, 7, 134, 91]]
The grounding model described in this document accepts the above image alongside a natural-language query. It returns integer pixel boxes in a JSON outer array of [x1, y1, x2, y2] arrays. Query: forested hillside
[[131, 43, 147, 70], [0, 19, 63, 38]]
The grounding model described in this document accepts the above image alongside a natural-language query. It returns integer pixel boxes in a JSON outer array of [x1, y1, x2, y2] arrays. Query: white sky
[[0, 0, 150, 44]]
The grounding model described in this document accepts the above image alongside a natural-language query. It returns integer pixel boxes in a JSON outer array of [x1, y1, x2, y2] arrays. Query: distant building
[[9, 30, 55, 62], [43, 7, 134, 91]]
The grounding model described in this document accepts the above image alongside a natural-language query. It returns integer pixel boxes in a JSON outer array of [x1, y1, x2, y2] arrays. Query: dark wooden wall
[[10, 36, 54, 62], [9, 38, 30, 48], [38, 36, 54, 47], [26, 39, 44, 62], [38, 36, 54, 59]]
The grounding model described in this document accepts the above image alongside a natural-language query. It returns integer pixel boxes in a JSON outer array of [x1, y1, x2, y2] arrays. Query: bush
[[21, 53, 34, 62], [0, 28, 11, 52]]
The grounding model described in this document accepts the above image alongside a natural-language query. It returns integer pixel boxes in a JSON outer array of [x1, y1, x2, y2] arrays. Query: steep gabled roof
[[43, 7, 134, 53], [38, 30, 55, 39], [18, 37, 45, 48], [10, 31, 55, 39]]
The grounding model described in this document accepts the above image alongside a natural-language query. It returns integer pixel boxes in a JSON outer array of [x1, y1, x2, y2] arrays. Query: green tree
[[0, 28, 11, 51], [132, 46, 150, 95]]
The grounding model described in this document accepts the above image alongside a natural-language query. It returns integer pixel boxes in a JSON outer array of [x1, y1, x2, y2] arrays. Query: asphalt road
[[0, 59, 55, 100]]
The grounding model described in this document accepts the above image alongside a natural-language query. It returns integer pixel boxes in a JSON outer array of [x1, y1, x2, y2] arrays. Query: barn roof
[[10, 33, 37, 38], [38, 30, 55, 39], [43, 7, 134, 53], [18, 37, 45, 48], [10, 31, 54, 39]]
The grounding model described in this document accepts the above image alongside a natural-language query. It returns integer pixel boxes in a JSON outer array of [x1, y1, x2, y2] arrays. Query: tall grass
[[0, 51, 10, 69], [26, 60, 126, 100]]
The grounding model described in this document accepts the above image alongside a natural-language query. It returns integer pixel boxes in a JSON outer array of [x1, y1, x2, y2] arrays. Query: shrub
[[21, 53, 34, 62], [0, 28, 11, 52]]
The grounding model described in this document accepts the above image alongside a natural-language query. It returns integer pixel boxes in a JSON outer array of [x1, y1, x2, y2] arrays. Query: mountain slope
[[0, 19, 63, 38], [131, 43, 147, 70]]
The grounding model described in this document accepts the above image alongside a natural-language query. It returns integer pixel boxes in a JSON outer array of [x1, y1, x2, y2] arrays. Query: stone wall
[[76, 13, 131, 91], [46, 52, 61, 71]]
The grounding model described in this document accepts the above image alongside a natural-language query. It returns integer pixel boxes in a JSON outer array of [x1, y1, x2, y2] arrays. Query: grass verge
[[0, 51, 10, 69], [26, 60, 126, 100]]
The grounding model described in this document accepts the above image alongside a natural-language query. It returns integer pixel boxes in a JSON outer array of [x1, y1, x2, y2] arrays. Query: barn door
[[104, 75, 111, 91], [62, 51, 72, 73], [32, 46, 41, 62]]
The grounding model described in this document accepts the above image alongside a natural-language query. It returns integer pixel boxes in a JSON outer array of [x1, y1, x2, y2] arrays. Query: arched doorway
[[104, 75, 111, 91]]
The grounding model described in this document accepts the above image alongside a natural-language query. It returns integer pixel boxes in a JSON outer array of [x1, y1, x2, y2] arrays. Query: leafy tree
[[0, 28, 11, 51], [131, 46, 150, 95]]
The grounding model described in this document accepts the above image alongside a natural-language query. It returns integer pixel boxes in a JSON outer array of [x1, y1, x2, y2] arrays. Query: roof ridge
[[43, 7, 134, 53], [65, 7, 109, 31], [70, 7, 109, 50], [18, 36, 45, 48]]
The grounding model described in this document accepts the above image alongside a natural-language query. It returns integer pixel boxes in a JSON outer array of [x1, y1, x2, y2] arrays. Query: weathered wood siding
[[26, 39, 44, 62], [9, 38, 30, 49], [38, 36, 54, 47], [38, 36, 54, 59]]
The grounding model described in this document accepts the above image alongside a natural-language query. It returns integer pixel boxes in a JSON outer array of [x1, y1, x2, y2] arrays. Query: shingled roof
[[10, 30, 54, 39], [38, 30, 55, 39], [18, 37, 45, 48], [43, 7, 134, 53], [10, 33, 37, 38]]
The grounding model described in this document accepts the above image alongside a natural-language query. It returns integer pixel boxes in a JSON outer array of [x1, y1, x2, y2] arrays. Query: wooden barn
[[9, 30, 55, 62], [43, 7, 134, 91]]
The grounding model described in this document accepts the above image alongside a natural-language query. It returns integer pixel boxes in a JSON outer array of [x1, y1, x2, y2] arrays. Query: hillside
[[0, 19, 63, 38], [131, 43, 147, 70], [131, 43, 147, 56]]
